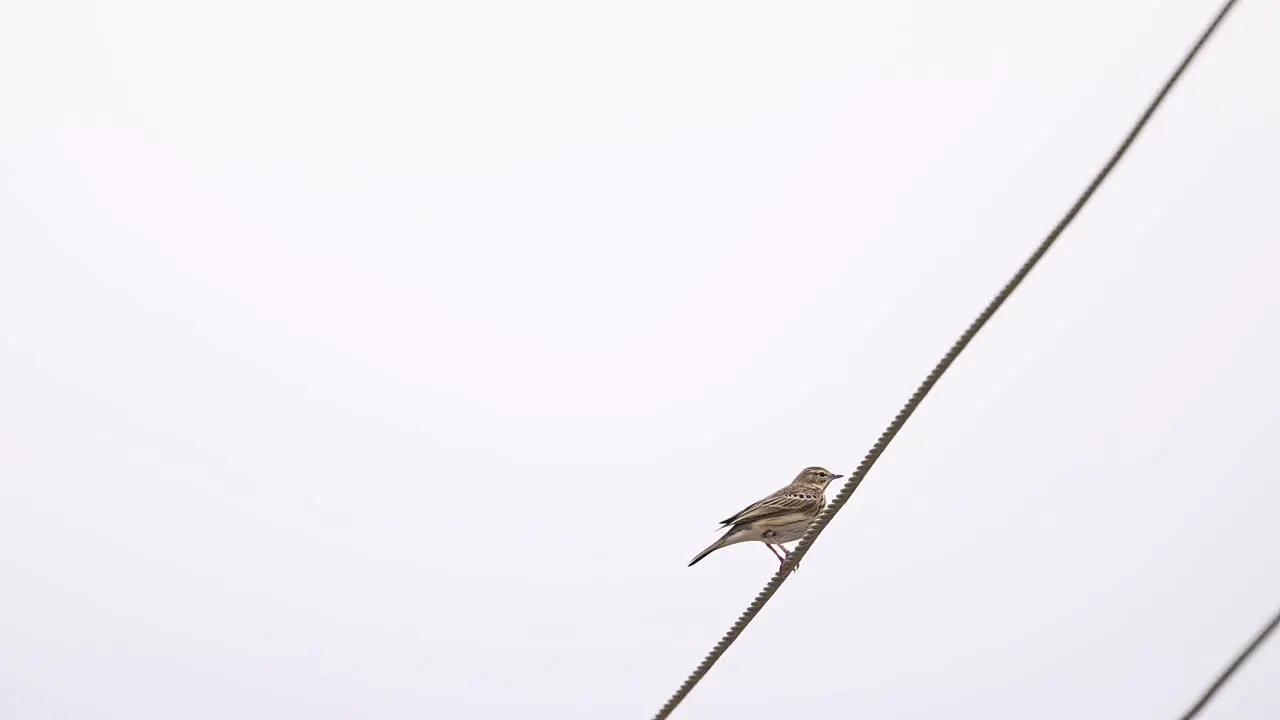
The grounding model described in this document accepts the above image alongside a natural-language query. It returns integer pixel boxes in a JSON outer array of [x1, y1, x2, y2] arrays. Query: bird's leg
[[763, 533, 798, 573], [764, 543, 786, 563], [779, 543, 800, 572]]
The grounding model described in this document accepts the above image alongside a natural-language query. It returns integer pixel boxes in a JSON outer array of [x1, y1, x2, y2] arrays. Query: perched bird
[[688, 466, 842, 569]]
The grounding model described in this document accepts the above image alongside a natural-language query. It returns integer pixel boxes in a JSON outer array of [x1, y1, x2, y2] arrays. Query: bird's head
[[795, 466, 843, 489]]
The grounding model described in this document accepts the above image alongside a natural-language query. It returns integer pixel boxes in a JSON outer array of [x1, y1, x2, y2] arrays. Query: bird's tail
[[688, 529, 737, 567]]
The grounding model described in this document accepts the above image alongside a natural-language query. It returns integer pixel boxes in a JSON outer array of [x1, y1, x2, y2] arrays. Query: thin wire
[[1177, 604, 1280, 720], [653, 1, 1241, 717]]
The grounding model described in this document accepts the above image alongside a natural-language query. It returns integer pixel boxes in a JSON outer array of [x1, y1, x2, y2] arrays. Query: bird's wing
[[719, 487, 823, 527]]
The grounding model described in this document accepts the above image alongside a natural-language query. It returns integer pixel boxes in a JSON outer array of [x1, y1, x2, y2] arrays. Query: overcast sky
[[2, 1, 1278, 718]]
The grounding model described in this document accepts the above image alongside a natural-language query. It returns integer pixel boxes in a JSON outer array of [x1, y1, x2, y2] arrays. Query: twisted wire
[[653, 1, 1241, 716], [1177, 604, 1280, 720]]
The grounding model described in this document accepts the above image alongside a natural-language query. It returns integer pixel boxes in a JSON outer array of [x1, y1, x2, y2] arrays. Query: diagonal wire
[[653, 0, 1241, 717], [1177, 603, 1280, 720]]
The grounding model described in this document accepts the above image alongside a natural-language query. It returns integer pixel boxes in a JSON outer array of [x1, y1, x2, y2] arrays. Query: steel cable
[[1177, 604, 1280, 720], [653, 0, 1241, 716]]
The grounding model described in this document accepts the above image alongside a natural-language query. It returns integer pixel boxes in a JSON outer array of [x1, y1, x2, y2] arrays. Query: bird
[[688, 466, 842, 570]]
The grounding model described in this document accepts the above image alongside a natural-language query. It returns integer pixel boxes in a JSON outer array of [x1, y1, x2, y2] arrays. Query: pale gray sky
[[2, 1, 1278, 718]]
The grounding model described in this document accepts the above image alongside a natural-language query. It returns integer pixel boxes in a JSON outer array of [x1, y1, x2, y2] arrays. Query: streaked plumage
[[688, 466, 842, 569]]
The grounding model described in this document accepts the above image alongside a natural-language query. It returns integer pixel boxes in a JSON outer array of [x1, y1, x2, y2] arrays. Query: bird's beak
[[832, 474, 845, 480]]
